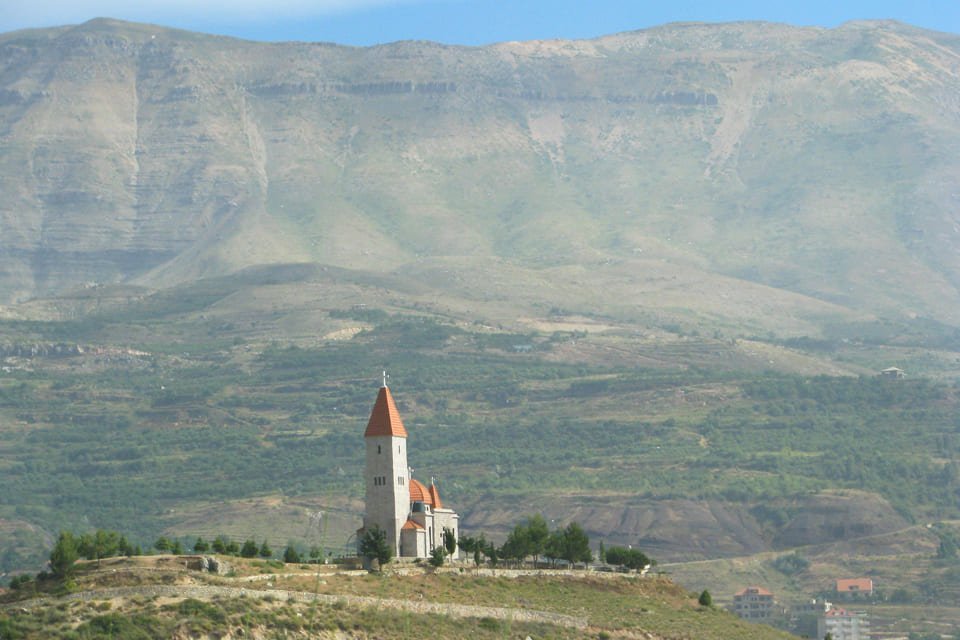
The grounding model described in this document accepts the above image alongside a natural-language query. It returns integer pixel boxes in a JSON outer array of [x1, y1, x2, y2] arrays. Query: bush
[[772, 553, 809, 576], [698, 589, 713, 607]]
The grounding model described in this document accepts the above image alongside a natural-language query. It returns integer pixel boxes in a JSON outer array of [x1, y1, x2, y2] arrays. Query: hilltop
[[0, 554, 796, 639]]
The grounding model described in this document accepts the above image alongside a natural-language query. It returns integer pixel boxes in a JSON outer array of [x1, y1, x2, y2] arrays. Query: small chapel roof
[[410, 478, 444, 508], [364, 385, 408, 438], [402, 519, 424, 530], [409, 478, 432, 505], [428, 483, 443, 509]]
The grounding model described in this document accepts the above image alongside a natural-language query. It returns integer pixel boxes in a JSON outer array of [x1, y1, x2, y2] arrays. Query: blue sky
[[2, 0, 959, 45]]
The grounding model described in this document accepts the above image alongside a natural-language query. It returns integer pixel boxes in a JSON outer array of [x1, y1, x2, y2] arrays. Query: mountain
[[4, 20, 960, 632], [2, 18, 960, 340]]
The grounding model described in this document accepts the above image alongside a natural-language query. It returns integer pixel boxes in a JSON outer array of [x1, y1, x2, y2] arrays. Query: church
[[358, 380, 459, 560]]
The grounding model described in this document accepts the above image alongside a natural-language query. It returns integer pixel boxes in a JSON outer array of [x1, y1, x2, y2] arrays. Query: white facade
[[363, 434, 409, 554], [818, 609, 869, 640]]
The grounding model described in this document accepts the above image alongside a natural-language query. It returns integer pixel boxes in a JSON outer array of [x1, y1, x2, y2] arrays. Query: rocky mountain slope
[[2, 18, 960, 338]]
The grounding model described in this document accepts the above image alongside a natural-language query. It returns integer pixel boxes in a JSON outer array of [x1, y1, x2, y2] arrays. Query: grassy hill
[[0, 554, 796, 639]]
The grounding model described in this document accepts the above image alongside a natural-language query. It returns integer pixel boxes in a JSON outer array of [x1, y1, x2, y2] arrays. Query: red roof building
[[733, 586, 776, 621], [835, 578, 873, 597]]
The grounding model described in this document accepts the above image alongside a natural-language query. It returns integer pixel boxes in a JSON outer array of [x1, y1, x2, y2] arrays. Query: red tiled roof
[[825, 608, 853, 617], [364, 386, 408, 438], [836, 578, 873, 592], [428, 483, 443, 509], [402, 519, 424, 530], [735, 586, 773, 596], [409, 478, 432, 506]]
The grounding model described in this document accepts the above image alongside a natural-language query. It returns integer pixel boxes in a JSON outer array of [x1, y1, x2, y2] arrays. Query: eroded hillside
[[1, 19, 960, 336]]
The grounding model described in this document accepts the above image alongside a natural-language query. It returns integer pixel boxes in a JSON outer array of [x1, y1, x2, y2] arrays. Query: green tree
[[359, 525, 392, 567], [78, 530, 123, 565], [501, 526, 531, 566], [605, 546, 651, 571], [211, 536, 228, 554], [49, 531, 79, 578], [259, 540, 272, 558], [241, 539, 258, 558], [171, 540, 183, 555], [458, 535, 476, 554], [557, 522, 592, 565], [118, 535, 135, 556], [486, 541, 499, 568], [193, 537, 209, 553], [429, 546, 446, 567], [283, 544, 301, 564], [442, 527, 457, 556], [544, 530, 564, 566], [699, 589, 713, 607], [154, 536, 172, 553], [459, 534, 486, 568], [525, 514, 550, 565]]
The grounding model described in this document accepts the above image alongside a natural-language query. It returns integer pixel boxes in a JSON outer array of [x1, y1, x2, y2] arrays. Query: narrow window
[[378, 445, 381, 454]]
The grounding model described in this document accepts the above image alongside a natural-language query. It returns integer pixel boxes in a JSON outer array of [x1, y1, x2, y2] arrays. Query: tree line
[[358, 514, 653, 572], [14, 516, 653, 590]]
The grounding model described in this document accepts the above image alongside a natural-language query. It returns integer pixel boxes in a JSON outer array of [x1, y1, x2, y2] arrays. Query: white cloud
[[2, 0, 425, 33]]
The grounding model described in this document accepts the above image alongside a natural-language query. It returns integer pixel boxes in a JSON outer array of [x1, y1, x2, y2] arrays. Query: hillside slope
[[0, 554, 796, 639], [1, 19, 960, 336]]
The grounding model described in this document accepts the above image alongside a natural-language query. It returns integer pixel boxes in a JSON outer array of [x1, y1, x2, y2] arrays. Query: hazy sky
[[2, 0, 959, 45]]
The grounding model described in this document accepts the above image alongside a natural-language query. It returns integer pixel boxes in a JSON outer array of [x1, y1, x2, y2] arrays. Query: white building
[[358, 383, 459, 560], [818, 607, 869, 640]]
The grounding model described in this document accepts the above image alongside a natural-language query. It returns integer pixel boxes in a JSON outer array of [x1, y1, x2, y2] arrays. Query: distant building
[[733, 586, 776, 621], [835, 578, 873, 599], [792, 597, 831, 616], [879, 366, 905, 379], [790, 598, 832, 637], [818, 607, 869, 640], [356, 381, 459, 561]]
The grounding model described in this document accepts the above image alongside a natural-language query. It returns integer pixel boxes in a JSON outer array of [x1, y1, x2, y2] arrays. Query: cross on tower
[[382, 370, 389, 387]]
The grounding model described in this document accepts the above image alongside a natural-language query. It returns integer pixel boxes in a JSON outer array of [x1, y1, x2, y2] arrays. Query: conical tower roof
[[364, 386, 408, 438]]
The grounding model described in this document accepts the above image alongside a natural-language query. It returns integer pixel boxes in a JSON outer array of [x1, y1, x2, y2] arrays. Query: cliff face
[[2, 19, 959, 329]]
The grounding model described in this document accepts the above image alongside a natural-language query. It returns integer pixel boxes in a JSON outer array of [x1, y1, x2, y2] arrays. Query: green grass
[[0, 558, 796, 640]]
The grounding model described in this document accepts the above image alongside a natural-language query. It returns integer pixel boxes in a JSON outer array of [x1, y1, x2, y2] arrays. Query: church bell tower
[[362, 375, 409, 556]]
